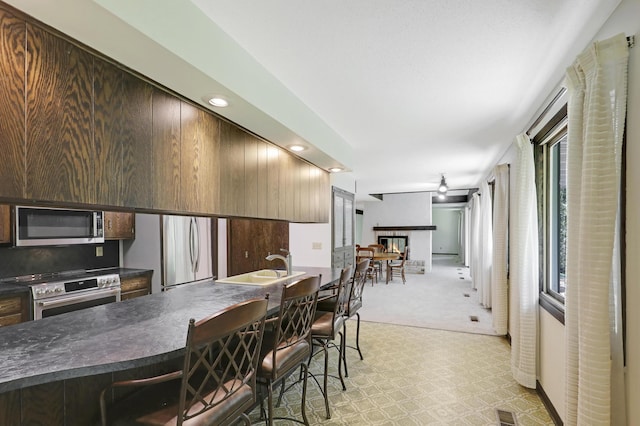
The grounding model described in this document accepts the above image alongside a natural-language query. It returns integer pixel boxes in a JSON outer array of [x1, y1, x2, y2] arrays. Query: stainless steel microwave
[[15, 206, 105, 247]]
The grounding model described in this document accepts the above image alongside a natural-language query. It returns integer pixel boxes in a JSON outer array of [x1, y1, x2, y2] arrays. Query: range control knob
[[55, 287, 63, 293]]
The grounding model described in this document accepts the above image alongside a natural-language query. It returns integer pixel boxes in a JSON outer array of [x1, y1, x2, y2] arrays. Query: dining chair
[[367, 244, 386, 278], [99, 296, 269, 426], [342, 258, 370, 377], [356, 247, 377, 285], [310, 265, 352, 419], [256, 275, 320, 426], [386, 246, 409, 284], [317, 259, 370, 379]]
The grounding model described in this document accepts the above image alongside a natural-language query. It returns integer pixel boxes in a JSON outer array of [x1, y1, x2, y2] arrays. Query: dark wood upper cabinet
[[219, 121, 245, 217], [180, 101, 220, 214], [244, 134, 258, 217], [0, 4, 330, 222], [295, 159, 311, 222], [256, 139, 269, 218], [104, 211, 135, 240], [94, 58, 153, 209], [280, 152, 295, 222], [152, 89, 181, 211], [319, 171, 330, 223], [0, 204, 11, 244], [266, 145, 280, 219], [26, 24, 95, 204], [0, 8, 25, 200]]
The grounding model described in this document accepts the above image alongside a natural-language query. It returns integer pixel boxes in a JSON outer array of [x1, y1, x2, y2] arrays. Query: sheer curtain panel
[[510, 133, 538, 389], [564, 33, 628, 426], [470, 193, 481, 290], [479, 181, 493, 308], [491, 164, 509, 335]]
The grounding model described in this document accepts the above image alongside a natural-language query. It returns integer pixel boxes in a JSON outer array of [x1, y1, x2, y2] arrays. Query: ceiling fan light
[[437, 175, 448, 193]]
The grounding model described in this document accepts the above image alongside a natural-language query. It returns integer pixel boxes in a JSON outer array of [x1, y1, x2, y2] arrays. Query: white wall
[[217, 218, 228, 279], [122, 213, 162, 294], [361, 192, 433, 271], [289, 223, 331, 267], [432, 208, 460, 254]]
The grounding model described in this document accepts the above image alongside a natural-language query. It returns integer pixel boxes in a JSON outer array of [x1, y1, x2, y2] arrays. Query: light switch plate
[[312, 242, 322, 250]]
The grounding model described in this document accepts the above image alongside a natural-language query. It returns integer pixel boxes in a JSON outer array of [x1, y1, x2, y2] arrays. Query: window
[[532, 99, 568, 320], [545, 133, 567, 302]]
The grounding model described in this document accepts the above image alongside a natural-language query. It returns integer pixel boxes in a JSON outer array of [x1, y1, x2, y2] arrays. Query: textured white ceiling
[[5, 0, 620, 201], [191, 0, 619, 197]]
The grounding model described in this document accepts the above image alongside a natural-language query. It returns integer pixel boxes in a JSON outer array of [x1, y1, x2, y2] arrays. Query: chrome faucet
[[265, 249, 292, 276]]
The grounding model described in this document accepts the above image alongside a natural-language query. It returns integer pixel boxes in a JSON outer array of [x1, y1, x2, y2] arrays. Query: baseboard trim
[[536, 380, 563, 425]]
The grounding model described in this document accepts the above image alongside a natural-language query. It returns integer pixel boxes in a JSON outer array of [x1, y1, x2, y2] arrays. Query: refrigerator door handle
[[188, 218, 195, 273], [193, 218, 201, 273]]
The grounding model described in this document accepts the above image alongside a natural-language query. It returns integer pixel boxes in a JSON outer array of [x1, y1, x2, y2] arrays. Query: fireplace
[[378, 236, 408, 258]]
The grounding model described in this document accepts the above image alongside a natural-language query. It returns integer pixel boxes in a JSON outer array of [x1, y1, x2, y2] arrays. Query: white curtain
[[479, 181, 493, 308], [491, 164, 509, 335], [470, 193, 481, 290], [510, 133, 538, 389], [564, 33, 628, 426]]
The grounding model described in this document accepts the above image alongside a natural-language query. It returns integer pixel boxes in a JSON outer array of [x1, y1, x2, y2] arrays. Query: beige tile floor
[[249, 321, 554, 425]]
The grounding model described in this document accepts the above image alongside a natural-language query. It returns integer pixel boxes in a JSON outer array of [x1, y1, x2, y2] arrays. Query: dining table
[[357, 250, 400, 280]]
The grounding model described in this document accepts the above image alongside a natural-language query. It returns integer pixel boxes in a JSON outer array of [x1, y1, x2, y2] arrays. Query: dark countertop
[[0, 268, 153, 298], [0, 266, 340, 393], [0, 282, 30, 297]]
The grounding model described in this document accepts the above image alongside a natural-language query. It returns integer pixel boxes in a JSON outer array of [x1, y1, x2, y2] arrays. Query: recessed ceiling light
[[329, 167, 343, 173], [289, 145, 306, 152], [208, 96, 229, 107]]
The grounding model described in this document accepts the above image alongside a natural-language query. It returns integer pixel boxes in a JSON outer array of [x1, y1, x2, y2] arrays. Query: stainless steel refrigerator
[[162, 215, 213, 289]]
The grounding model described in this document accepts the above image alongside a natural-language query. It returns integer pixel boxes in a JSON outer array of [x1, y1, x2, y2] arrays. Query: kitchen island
[[0, 266, 340, 425]]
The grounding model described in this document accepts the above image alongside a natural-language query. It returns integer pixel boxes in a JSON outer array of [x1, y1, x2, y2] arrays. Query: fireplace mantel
[[372, 226, 436, 231]]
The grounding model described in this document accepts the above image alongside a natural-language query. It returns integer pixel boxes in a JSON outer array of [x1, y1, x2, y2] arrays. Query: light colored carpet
[[359, 255, 497, 336]]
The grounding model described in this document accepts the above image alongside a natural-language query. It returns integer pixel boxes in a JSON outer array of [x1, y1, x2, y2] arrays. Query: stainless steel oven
[[19, 272, 121, 320]]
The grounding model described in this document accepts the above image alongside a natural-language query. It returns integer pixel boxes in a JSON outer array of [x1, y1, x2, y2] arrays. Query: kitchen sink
[[215, 269, 306, 286]]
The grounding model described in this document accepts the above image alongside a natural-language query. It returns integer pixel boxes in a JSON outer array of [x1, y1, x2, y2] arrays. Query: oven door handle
[[36, 288, 121, 309]]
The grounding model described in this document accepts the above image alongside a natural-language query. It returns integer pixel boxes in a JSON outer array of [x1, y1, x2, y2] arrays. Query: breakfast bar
[[0, 266, 341, 425]]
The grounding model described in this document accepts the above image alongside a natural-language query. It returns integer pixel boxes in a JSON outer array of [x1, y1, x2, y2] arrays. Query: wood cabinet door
[[266, 145, 280, 219], [244, 136, 257, 217], [26, 24, 95, 204], [0, 293, 29, 327], [219, 121, 245, 217], [152, 89, 181, 211], [104, 212, 135, 240], [294, 159, 311, 222], [180, 102, 220, 213], [120, 272, 152, 300], [228, 218, 289, 276], [94, 58, 153, 208], [0, 8, 25, 200], [0, 204, 11, 244]]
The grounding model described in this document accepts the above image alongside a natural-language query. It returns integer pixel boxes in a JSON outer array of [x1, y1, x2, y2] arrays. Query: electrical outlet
[[312, 242, 322, 250], [96, 246, 103, 257]]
